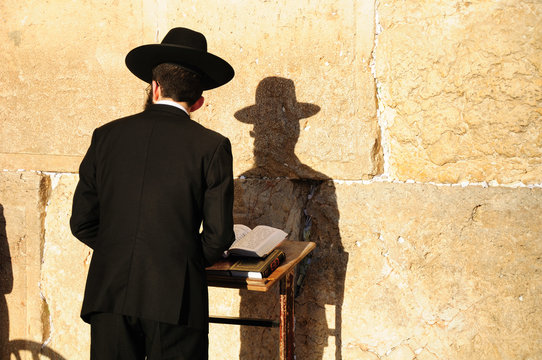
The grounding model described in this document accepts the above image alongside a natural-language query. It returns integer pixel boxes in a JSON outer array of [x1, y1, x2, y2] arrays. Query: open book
[[225, 224, 288, 258]]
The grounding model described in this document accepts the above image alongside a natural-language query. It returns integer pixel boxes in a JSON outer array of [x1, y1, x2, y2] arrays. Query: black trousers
[[89, 313, 208, 360]]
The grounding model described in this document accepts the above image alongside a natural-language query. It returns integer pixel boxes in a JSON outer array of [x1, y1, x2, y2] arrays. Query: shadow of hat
[[234, 77, 320, 123]]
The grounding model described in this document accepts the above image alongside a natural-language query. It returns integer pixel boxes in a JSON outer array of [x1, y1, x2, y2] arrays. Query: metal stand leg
[[279, 270, 295, 360]]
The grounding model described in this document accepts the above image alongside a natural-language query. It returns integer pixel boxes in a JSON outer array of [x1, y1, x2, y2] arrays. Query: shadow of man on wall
[[233, 77, 348, 359]]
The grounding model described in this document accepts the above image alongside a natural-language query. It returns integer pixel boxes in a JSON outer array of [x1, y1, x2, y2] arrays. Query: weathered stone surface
[[233, 178, 311, 237], [1, 0, 380, 180], [41, 174, 90, 360], [3, 1, 542, 360], [0, 0, 150, 171], [33, 175, 542, 360], [232, 178, 315, 359], [0, 171, 50, 359], [185, 0, 380, 180], [375, 0, 542, 184], [296, 181, 542, 359], [208, 287, 242, 360]]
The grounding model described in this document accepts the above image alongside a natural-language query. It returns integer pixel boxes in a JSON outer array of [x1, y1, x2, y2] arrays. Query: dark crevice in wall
[[38, 175, 52, 347]]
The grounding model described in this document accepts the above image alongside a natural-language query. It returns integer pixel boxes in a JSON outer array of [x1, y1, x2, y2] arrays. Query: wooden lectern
[[207, 240, 316, 360]]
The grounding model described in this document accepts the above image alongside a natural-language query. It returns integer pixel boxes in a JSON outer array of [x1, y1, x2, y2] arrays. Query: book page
[[233, 224, 251, 241], [230, 225, 287, 257], [228, 224, 252, 248], [222, 224, 252, 258]]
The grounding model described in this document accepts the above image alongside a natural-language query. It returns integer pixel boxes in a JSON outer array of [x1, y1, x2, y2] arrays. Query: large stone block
[[40, 174, 90, 360], [375, 0, 542, 184], [0, 0, 150, 172], [16, 174, 542, 360], [183, 0, 380, 180], [0, 171, 52, 359], [208, 287, 242, 360], [1, 0, 380, 180], [296, 181, 542, 359]]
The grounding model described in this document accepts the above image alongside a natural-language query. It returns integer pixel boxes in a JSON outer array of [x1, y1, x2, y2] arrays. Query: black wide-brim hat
[[125, 27, 234, 90]]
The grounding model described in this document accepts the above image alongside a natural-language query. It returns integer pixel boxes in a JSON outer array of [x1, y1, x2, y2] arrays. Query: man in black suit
[[70, 27, 236, 360]]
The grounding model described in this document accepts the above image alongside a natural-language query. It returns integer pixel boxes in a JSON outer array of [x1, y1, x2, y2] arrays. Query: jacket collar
[[154, 99, 190, 115], [147, 103, 191, 119]]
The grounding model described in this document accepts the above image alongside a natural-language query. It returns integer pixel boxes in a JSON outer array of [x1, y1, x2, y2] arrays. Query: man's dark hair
[[149, 63, 203, 107]]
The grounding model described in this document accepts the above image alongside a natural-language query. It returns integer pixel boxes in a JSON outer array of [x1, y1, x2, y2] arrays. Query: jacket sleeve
[[201, 137, 235, 266], [70, 130, 100, 249]]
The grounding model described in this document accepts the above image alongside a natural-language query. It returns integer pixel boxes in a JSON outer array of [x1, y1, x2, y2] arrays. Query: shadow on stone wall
[[233, 77, 347, 359], [0, 204, 67, 360], [6, 340, 67, 360], [0, 203, 12, 360]]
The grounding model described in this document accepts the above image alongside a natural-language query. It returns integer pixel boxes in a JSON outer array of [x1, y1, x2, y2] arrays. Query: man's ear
[[190, 96, 205, 112], [152, 80, 161, 102]]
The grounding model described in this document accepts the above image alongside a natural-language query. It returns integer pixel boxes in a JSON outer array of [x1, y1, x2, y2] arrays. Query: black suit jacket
[[70, 104, 235, 330]]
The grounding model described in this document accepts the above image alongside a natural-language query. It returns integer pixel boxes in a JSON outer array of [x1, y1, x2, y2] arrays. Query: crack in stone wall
[[371, 0, 389, 180], [38, 174, 52, 348]]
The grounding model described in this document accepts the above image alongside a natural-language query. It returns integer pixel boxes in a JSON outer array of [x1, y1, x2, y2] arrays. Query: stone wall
[[1, 1, 540, 359], [375, 0, 542, 184]]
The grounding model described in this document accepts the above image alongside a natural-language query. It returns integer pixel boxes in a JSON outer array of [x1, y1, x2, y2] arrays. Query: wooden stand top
[[206, 240, 316, 292]]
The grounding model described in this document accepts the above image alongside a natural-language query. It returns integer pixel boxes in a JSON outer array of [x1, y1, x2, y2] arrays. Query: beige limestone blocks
[[208, 177, 542, 359], [41, 174, 91, 359], [3, 171, 541, 360], [0, 171, 52, 359], [0, 172, 89, 360], [168, 0, 380, 180], [375, 0, 542, 184], [208, 286, 242, 360], [1, 0, 380, 180], [1, 2, 541, 360], [297, 181, 542, 360], [0, 0, 150, 171]]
